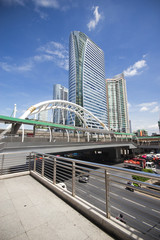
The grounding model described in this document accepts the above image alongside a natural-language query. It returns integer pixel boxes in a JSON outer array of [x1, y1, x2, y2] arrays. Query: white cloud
[[127, 102, 131, 109], [37, 41, 69, 70], [138, 102, 157, 107], [33, 54, 54, 62], [124, 59, 147, 77], [1, 0, 26, 6], [140, 106, 148, 112], [3, 0, 59, 8], [138, 102, 160, 113], [2, 0, 69, 20], [87, 6, 102, 31], [0, 40, 69, 73], [151, 106, 160, 113], [0, 61, 33, 72], [129, 101, 160, 135], [34, 8, 48, 20], [32, 0, 59, 9], [148, 124, 159, 130]]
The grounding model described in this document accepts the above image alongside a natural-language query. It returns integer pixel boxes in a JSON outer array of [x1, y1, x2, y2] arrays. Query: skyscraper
[[69, 31, 108, 127], [38, 110, 48, 122], [53, 84, 68, 124], [106, 73, 129, 133]]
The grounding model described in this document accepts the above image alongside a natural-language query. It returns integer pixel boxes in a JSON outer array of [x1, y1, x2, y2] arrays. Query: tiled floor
[[0, 175, 114, 240]]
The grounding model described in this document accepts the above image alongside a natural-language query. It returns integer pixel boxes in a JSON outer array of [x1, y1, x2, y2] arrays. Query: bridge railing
[[1, 151, 160, 239], [0, 151, 31, 175], [31, 152, 160, 240], [0, 132, 136, 144]]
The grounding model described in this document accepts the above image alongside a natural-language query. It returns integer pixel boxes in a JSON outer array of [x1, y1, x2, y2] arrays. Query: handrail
[[0, 150, 160, 239], [33, 151, 160, 181]]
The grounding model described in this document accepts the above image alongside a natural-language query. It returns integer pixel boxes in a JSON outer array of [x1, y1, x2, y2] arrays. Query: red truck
[[124, 158, 157, 173], [124, 158, 145, 170]]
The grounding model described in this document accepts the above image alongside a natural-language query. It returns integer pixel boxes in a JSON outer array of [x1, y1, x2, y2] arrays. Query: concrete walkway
[[0, 175, 115, 240]]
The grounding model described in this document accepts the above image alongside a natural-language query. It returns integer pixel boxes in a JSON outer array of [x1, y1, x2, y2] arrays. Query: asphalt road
[[64, 168, 160, 240]]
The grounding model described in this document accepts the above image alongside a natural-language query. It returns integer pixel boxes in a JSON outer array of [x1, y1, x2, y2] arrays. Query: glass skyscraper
[[69, 31, 108, 127], [53, 84, 68, 124], [106, 73, 130, 133]]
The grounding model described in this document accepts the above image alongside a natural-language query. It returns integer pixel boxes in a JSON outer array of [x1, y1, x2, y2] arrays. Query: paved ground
[[0, 175, 115, 240]]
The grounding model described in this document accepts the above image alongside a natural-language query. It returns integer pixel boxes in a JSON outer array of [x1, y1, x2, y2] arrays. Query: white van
[[145, 162, 157, 173]]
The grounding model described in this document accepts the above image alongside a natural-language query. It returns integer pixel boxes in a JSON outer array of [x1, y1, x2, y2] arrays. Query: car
[[79, 174, 89, 183], [125, 181, 134, 192]]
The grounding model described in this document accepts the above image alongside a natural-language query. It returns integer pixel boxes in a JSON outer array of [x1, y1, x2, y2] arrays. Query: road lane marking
[[77, 188, 87, 194], [142, 221, 153, 227], [88, 183, 100, 189], [110, 192, 118, 197], [90, 194, 106, 204], [155, 227, 160, 231], [101, 188, 105, 192], [152, 209, 160, 214], [90, 176, 104, 183], [111, 206, 136, 219], [122, 197, 145, 208]]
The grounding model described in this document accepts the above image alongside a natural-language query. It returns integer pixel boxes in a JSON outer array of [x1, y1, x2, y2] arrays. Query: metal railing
[[0, 151, 160, 239], [0, 151, 32, 175], [31, 152, 160, 240], [0, 133, 137, 144]]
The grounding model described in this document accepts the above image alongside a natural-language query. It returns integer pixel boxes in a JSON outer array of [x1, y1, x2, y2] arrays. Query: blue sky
[[0, 0, 160, 134]]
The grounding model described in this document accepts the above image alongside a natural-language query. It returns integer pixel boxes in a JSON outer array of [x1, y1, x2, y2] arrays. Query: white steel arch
[[21, 100, 108, 130]]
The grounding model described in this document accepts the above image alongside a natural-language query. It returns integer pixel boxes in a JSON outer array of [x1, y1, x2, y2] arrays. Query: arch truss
[[21, 100, 108, 130]]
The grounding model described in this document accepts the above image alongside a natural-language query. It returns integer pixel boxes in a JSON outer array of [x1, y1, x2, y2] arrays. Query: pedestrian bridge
[[0, 100, 135, 143]]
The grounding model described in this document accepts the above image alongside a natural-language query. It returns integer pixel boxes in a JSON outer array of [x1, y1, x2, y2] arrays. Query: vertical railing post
[[1, 154, 4, 175], [72, 162, 75, 197], [29, 153, 31, 171], [42, 155, 44, 177], [105, 170, 110, 219], [53, 157, 56, 184], [34, 155, 36, 172]]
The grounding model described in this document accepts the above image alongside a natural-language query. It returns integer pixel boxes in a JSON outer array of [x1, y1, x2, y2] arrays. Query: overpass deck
[[0, 141, 137, 154]]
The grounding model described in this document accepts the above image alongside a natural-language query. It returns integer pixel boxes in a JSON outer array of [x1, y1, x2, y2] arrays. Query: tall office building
[[53, 84, 68, 124], [38, 111, 48, 122], [69, 31, 108, 127], [106, 73, 130, 133]]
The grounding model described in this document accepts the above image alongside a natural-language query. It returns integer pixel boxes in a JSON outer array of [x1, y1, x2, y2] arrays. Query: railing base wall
[[30, 170, 147, 240], [0, 171, 30, 180]]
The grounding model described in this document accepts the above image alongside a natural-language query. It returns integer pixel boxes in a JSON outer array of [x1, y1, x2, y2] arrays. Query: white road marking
[[90, 194, 106, 204], [110, 192, 118, 197], [88, 183, 100, 189], [77, 188, 87, 194], [90, 176, 104, 183], [111, 206, 136, 219], [122, 197, 145, 208], [142, 221, 153, 227], [155, 227, 160, 231], [101, 188, 105, 192], [152, 209, 160, 214]]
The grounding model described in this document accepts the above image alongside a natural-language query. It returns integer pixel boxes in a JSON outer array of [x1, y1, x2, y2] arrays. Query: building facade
[[106, 73, 129, 133], [53, 84, 68, 124], [69, 31, 108, 127], [38, 111, 48, 122], [135, 129, 148, 137]]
